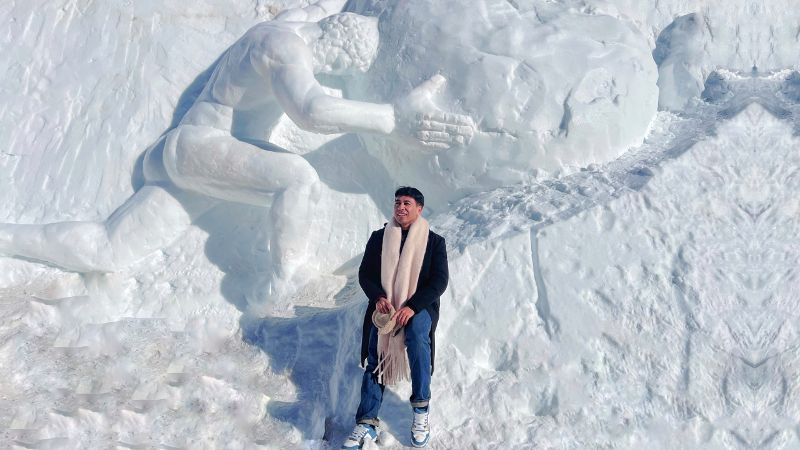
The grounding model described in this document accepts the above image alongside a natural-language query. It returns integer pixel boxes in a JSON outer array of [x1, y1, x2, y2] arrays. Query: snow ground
[[2, 1, 800, 449]]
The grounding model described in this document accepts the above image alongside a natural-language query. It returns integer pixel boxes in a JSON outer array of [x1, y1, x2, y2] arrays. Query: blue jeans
[[356, 309, 432, 426]]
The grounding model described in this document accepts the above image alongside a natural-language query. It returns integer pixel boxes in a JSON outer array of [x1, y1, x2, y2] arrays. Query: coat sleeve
[[406, 235, 448, 313], [359, 230, 386, 303]]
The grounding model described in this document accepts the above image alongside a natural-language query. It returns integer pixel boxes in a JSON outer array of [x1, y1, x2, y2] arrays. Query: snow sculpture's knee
[[161, 127, 193, 192], [287, 157, 322, 202], [654, 13, 710, 112], [292, 157, 320, 188]]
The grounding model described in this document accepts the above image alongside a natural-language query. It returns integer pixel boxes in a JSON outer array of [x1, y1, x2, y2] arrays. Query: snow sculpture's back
[[346, 0, 658, 211]]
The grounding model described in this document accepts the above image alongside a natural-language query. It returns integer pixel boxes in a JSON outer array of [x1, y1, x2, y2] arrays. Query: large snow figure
[[345, 0, 659, 211], [0, 3, 475, 307]]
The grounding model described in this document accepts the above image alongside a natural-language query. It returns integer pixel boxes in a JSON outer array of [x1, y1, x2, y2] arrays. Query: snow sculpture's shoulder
[[239, 21, 313, 64]]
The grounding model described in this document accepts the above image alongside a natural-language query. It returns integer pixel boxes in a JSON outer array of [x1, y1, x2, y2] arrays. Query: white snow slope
[[1, 1, 800, 449]]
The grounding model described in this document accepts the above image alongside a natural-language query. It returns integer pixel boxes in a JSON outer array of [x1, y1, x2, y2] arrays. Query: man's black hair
[[394, 186, 424, 207]]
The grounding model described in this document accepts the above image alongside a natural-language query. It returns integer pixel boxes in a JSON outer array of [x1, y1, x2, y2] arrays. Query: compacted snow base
[[2, 1, 800, 449]]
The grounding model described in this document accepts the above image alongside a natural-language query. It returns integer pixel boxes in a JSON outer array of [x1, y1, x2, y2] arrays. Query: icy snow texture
[[2, 1, 800, 450]]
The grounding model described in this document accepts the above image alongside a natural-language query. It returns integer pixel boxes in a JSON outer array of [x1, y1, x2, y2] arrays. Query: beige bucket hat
[[372, 306, 402, 336]]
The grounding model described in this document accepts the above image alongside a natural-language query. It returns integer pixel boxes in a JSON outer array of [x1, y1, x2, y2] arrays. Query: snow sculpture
[[0, 2, 475, 307], [653, 13, 710, 111], [344, 0, 659, 211]]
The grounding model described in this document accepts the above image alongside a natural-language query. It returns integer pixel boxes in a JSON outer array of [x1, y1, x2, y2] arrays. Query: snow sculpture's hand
[[393, 74, 476, 149]]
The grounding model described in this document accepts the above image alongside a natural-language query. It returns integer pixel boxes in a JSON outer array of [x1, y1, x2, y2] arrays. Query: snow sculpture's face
[[345, 0, 659, 212], [311, 13, 379, 77], [394, 196, 423, 230]]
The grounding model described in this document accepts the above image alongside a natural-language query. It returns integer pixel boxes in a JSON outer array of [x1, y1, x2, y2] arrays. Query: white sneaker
[[341, 423, 377, 450], [411, 406, 430, 447]]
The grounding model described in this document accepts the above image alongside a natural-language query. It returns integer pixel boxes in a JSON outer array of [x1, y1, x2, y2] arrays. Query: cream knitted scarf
[[374, 216, 429, 385]]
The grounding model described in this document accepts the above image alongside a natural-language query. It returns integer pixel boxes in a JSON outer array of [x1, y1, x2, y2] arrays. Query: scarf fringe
[[373, 345, 411, 385]]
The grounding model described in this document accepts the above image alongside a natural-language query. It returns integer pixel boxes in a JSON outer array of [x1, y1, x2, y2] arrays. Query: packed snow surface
[[1, 0, 800, 449]]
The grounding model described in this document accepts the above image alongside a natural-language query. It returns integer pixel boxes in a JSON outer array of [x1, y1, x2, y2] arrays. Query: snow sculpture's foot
[[244, 274, 300, 318], [0, 258, 85, 299], [290, 269, 347, 308], [0, 226, 21, 266], [244, 264, 346, 317]]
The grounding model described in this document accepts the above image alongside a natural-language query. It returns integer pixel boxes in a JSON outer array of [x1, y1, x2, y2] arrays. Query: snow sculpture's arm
[[259, 39, 474, 147], [268, 54, 396, 135], [273, 0, 349, 22]]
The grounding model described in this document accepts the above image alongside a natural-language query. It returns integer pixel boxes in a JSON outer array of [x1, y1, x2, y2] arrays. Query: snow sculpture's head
[[312, 13, 379, 76]]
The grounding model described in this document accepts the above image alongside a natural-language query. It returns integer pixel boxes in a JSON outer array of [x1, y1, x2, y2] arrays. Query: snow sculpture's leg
[[0, 185, 219, 272], [105, 184, 221, 267], [0, 220, 116, 272], [162, 126, 322, 284]]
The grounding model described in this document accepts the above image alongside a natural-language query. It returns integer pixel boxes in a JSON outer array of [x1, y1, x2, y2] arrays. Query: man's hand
[[376, 296, 392, 314], [392, 306, 415, 327], [393, 75, 476, 150]]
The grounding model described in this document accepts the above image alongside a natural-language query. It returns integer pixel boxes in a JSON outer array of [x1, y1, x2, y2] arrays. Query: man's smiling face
[[394, 195, 423, 230]]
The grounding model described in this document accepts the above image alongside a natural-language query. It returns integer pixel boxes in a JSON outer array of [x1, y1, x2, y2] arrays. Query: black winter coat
[[358, 226, 449, 374]]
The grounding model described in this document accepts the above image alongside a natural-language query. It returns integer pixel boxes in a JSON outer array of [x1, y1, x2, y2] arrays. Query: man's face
[[394, 196, 423, 229]]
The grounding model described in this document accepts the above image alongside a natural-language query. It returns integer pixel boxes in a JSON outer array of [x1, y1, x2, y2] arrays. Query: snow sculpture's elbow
[[294, 96, 343, 135], [654, 13, 710, 112]]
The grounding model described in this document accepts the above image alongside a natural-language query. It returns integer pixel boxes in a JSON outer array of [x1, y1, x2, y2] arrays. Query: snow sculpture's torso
[[346, 0, 658, 211], [185, 22, 307, 142]]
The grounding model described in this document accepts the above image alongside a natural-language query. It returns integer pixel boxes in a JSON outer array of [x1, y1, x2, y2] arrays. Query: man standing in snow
[[342, 187, 448, 449]]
